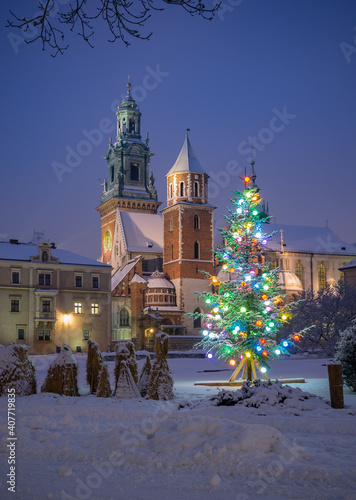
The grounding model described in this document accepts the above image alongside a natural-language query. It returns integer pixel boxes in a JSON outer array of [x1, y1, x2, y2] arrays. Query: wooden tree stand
[[195, 356, 306, 387]]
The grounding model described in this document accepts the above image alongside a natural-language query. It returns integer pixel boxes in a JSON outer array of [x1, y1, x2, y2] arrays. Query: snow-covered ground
[[1, 354, 356, 500]]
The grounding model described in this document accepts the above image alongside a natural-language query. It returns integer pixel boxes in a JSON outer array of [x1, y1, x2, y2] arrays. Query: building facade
[[0, 240, 111, 354]]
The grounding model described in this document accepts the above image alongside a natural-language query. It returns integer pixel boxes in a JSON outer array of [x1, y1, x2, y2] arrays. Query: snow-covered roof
[[120, 212, 163, 253], [0, 242, 110, 267], [143, 305, 183, 312], [339, 257, 356, 270], [167, 135, 205, 175], [147, 270, 175, 289], [278, 270, 303, 291], [265, 224, 356, 256], [111, 257, 141, 291], [130, 273, 147, 284]]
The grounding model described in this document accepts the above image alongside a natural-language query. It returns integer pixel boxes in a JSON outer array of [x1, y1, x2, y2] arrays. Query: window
[[83, 329, 90, 341], [74, 302, 82, 314], [38, 273, 51, 286], [194, 214, 200, 229], [193, 308, 201, 329], [180, 181, 184, 197], [170, 218, 173, 231], [194, 241, 200, 259], [17, 328, 25, 340], [295, 262, 303, 287], [91, 303, 99, 315], [194, 181, 199, 197], [170, 243, 174, 261], [42, 251, 48, 262], [130, 163, 139, 181], [12, 272, 20, 284], [129, 117, 135, 133], [92, 276, 99, 289], [318, 264, 326, 291], [38, 330, 50, 341], [110, 165, 114, 183], [11, 300, 19, 312], [75, 275, 83, 288], [120, 308, 130, 326], [169, 183, 173, 198], [42, 300, 51, 313]]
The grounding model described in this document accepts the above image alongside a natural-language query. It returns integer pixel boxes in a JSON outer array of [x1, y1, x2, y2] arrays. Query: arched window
[[194, 214, 200, 229], [194, 241, 199, 259], [110, 166, 115, 183], [295, 262, 303, 286], [169, 183, 173, 198], [193, 307, 201, 329], [129, 117, 135, 133], [170, 243, 174, 261], [194, 181, 199, 197], [180, 181, 184, 197], [318, 263, 326, 291], [170, 218, 173, 231], [119, 308, 130, 326]]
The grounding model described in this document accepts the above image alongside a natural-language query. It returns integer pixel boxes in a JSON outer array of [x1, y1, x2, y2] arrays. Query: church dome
[[278, 270, 303, 293], [147, 270, 175, 289], [119, 82, 139, 110]]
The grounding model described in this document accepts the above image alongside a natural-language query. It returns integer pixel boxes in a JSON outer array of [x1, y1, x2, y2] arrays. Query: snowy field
[[1, 354, 356, 500]]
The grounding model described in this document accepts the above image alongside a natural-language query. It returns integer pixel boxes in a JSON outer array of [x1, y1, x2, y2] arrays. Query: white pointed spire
[[167, 134, 204, 175]]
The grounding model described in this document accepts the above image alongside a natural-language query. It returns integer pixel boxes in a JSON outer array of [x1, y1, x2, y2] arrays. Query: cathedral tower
[[96, 81, 161, 266], [162, 133, 215, 332]]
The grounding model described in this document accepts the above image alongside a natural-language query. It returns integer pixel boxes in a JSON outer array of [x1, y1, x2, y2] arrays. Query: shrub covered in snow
[[147, 332, 174, 401], [183, 380, 329, 411], [114, 340, 138, 391], [0, 344, 36, 396], [96, 363, 111, 398], [138, 354, 151, 397], [86, 339, 104, 394], [115, 360, 140, 398], [335, 319, 356, 392], [41, 343, 79, 396]]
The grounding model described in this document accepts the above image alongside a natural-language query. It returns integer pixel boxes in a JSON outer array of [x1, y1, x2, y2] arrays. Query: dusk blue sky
[[1, 0, 356, 259]]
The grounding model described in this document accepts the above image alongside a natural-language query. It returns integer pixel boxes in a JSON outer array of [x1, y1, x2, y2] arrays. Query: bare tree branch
[[6, 0, 220, 56]]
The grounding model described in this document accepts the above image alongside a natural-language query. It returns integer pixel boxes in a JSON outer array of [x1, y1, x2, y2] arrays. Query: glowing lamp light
[[233, 232, 239, 239], [213, 307, 219, 313], [224, 293, 230, 298], [259, 338, 266, 344], [246, 192, 252, 198], [211, 277, 218, 284], [245, 275, 252, 281], [250, 270, 256, 276], [207, 353, 213, 359], [275, 349, 281, 355], [229, 359, 236, 366], [222, 264, 228, 270], [223, 254, 228, 260], [241, 281, 247, 287], [238, 199, 244, 205], [215, 314, 221, 320], [205, 298, 211, 304], [266, 327, 271, 332], [282, 341, 289, 347], [202, 330, 209, 336], [261, 239, 268, 245], [263, 285, 269, 290], [252, 210, 258, 216], [252, 196, 258, 201], [264, 300, 271, 306], [256, 346, 262, 352], [254, 283, 260, 289], [206, 323, 212, 329], [245, 352, 251, 358], [265, 306, 272, 312], [244, 176, 251, 183], [256, 232, 262, 238], [237, 237, 243, 243], [223, 305, 228, 311], [269, 322, 275, 327], [230, 268, 235, 273], [240, 307, 247, 313], [261, 294, 268, 300], [236, 208, 242, 214], [262, 350, 268, 356], [293, 334, 300, 341], [240, 354, 244, 360], [281, 314, 287, 321], [260, 367, 267, 374], [63, 314, 71, 324], [256, 320, 263, 326]]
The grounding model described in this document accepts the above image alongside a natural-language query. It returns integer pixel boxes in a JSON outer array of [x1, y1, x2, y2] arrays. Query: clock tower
[[96, 81, 161, 266]]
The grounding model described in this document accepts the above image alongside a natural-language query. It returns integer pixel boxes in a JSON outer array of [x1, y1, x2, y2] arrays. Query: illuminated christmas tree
[[197, 174, 299, 381]]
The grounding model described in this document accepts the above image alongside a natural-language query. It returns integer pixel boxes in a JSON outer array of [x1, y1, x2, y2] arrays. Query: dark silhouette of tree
[[6, 0, 220, 57]]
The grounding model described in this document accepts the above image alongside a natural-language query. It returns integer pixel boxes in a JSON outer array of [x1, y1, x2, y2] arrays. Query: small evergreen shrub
[[335, 320, 356, 392]]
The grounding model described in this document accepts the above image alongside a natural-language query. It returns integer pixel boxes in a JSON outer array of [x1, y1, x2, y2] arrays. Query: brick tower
[[162, 132, 215, 333]]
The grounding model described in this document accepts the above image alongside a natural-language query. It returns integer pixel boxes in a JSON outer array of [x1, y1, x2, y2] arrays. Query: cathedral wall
[[170, 277, 210, 334]]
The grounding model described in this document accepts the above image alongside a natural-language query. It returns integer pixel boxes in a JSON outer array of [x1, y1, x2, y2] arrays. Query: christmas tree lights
[[196, 175, 300, 381]]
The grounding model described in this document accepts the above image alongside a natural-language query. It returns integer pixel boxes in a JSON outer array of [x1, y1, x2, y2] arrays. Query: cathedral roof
[[265, 224, 356, 256], [119, 83, 139, 110], [120, 212, 163, 253], [278, 270, 303, 292], [167, 135, 205, 175], [111, 256, 142, 291]]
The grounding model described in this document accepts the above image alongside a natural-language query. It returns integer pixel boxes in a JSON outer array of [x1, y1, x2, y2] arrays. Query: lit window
[[91, 303, 99, 315], [318, 264, 326, 291], [74, 302, 82, 314], [83, 329, 90, 341], [120, 308, 130, 326], [295, 262, 303, 287]]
